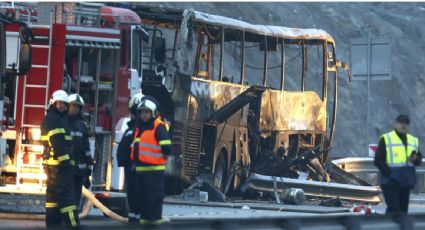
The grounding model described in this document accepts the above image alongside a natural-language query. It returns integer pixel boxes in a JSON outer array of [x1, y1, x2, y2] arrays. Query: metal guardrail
[[241, 173, 381, 203], [332, 157, 425, 173]]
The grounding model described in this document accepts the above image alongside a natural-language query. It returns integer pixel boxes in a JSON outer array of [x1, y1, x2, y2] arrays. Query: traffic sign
[[369, 144, 378, 157]]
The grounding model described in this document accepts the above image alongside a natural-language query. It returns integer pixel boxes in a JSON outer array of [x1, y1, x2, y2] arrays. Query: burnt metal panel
[[206, 85, 266, 124], [188, 78, 248, 121], [259, 90, 326, 132]]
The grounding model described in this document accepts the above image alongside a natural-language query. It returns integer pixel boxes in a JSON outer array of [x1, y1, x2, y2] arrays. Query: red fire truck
[[0, 3, 146, 192]]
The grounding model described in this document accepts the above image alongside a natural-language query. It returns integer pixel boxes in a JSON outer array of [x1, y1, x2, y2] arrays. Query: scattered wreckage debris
[[239, 147, 381, 204], [183, 178, 226, 202], [350, 204, 378, 215], [241, 173, 381, 204], [319, 197, 343, 207]]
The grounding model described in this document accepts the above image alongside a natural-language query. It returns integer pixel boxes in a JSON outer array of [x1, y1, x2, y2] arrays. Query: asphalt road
[[0, 204, 319, 229], [0, 201, 424, 229]]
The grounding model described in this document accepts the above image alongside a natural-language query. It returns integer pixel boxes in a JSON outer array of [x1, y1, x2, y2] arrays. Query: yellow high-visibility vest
[[382, 130, 419, 167]]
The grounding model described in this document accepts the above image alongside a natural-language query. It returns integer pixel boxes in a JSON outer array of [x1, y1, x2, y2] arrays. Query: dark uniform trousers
[[117, 120, 140, 223], [125, 167, 139, 223], [45, 165, 79, 228], [135, 170, 165, 223], [381, 184, 411, 214], [74, 173, 83, 210]]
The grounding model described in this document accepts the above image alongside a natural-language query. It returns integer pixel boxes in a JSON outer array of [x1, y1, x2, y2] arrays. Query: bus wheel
[[213, 153, 226, 192]]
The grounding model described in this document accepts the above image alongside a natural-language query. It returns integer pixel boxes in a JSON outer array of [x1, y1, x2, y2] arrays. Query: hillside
[[36, 2, 425, 158], [137, 2, 425, 158]]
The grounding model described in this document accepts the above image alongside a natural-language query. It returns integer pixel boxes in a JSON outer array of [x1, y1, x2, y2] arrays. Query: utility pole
[[352, 25, 391, 156], [366, 25, 371, 156]]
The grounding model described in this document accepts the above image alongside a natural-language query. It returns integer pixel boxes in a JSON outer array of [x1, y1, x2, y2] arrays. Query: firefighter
[[66, 94, 93, 209], [130, 98, 171, 226], [374, 114, 422, 215], [116, 92, 144, 223], [41, 90, 79, 229]]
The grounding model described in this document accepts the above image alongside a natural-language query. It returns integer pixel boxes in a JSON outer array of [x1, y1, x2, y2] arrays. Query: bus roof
[[188, 9, 335, 43]]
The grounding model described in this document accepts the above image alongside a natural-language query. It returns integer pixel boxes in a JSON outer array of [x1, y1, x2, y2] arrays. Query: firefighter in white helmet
[[116, 91, 144, 223], [65, 94, 93, 210], [128, 91, 145, 121], [129, 98, 171, 226], [41, 90, 80, 229]]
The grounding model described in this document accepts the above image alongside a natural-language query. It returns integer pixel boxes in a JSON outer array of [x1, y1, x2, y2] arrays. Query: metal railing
[[242, 173, 382, 203], [0, 3, 37, 23], [332, 157, 425, 173]]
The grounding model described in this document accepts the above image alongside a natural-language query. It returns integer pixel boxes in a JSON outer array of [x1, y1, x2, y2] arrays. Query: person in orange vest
[[129, 98, 171, 226]]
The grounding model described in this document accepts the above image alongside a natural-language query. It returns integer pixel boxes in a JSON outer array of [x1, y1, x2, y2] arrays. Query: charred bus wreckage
[[127, 6, 380, 203]]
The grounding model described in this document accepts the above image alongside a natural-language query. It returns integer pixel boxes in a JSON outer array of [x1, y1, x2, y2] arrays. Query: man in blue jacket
[[374, 115, 422, 215], [117, 92, 144, 223]]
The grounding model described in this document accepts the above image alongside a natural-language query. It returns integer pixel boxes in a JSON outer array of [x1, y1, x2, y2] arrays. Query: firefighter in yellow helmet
[[41, 90, 79, 229], [129, 98, 171, 226]]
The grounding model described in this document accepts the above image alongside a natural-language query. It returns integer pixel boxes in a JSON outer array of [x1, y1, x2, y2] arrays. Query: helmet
[[68, 94, 85, 106], [49, 90, 68, 106], [129, 92, 144, 116], [137, 98, 157, 115], [142, 95, 159, 108], [128, 92, 144, 110]]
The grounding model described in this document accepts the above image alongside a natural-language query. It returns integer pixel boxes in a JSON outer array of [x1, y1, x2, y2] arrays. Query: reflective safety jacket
[[65, 115, 92, 171], [41, 108, 74, 167], [382, 130, 419, 167], [130, 118, 171, 171], [380, 130, 420, 186], [157, 116, 170, 132]]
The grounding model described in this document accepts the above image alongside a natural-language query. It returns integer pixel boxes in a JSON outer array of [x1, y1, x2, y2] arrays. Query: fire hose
[[0, 187, 129, 223], [79, 186, 128, 223]]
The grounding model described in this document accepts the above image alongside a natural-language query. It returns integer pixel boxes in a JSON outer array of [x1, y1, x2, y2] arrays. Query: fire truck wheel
[[213, 153, 227, 192]]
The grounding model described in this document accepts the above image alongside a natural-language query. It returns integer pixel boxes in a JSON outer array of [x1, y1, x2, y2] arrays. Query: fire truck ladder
[[16, 23, 53, 190]]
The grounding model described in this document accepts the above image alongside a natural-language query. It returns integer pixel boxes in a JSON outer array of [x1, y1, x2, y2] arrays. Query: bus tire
[[213, 152, 227, 192]]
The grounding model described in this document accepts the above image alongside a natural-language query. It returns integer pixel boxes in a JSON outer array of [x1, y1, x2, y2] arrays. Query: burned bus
[[127, 7, 360, 198]]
